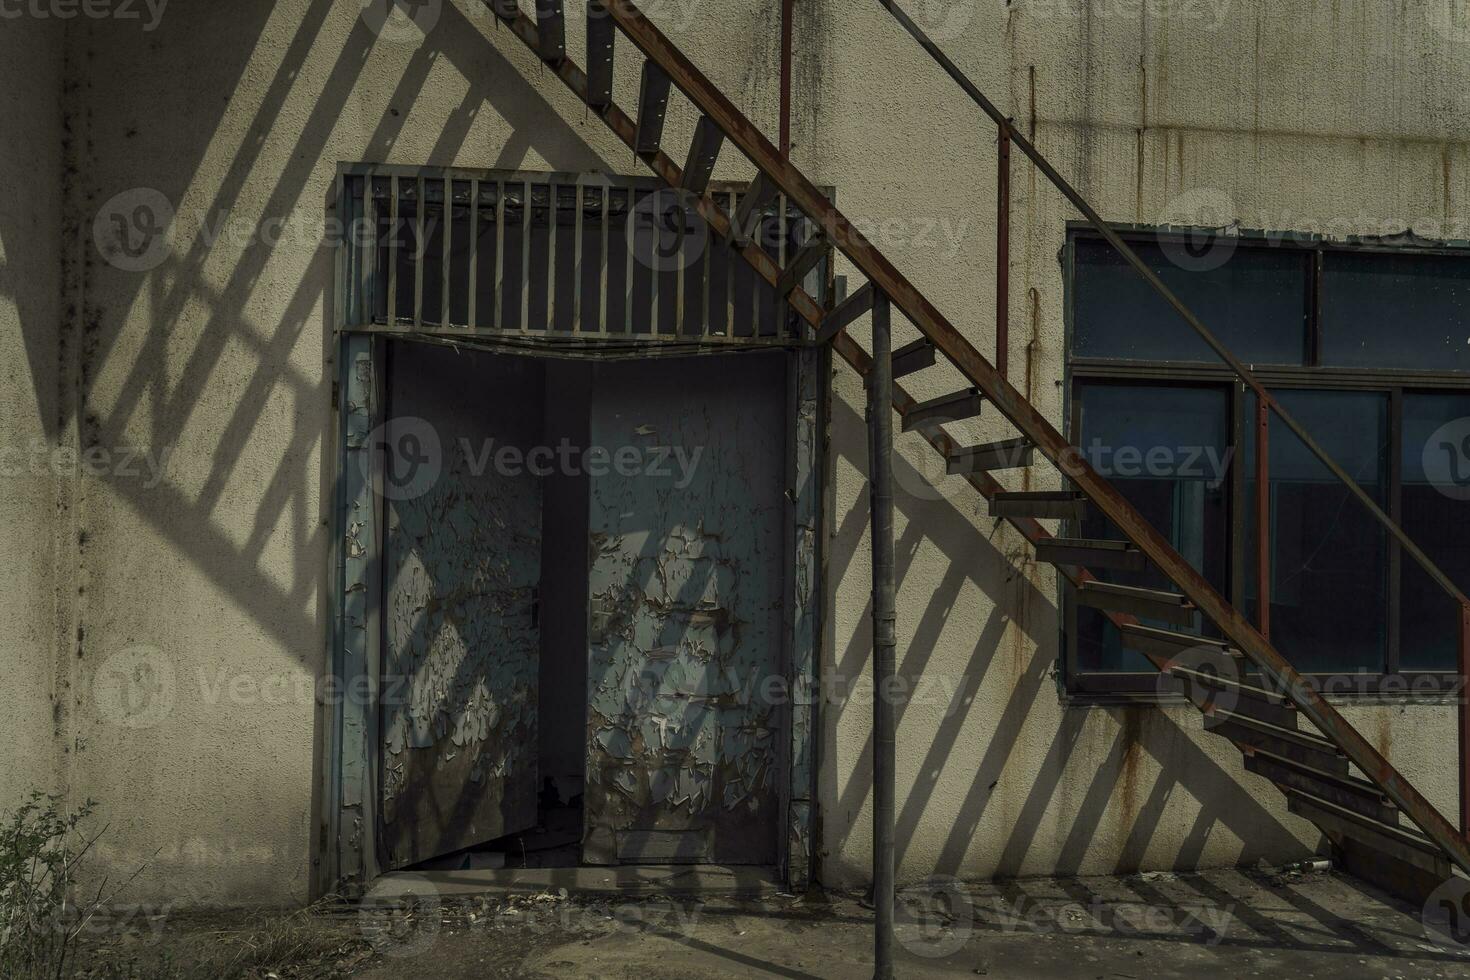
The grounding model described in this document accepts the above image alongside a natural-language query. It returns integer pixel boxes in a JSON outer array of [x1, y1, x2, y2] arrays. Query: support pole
[[780, 0, 794, 159], [996, 122, 1011, 381], [869, 291, 896, 980], [1255, 399, 1271, 639], [1461, 602, 1470, 836]]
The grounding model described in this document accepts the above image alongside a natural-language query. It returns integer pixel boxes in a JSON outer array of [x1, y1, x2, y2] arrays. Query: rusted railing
[[873, 0, 1470, 834]]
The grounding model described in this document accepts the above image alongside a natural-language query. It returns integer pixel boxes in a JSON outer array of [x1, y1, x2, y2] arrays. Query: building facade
[[2, 0, 1468, 906]]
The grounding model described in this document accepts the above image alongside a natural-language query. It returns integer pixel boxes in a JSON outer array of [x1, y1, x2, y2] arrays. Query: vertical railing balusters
[[495, 179, 506, 331], [413, 176, 425, 329], [548, 180, 558, 331], [468, 178, 479, 329], [442, 176, 452, 328], [387, 175, 399, 326]]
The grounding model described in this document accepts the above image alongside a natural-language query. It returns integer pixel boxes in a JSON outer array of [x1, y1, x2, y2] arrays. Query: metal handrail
[[876, 0, 1470, 612]]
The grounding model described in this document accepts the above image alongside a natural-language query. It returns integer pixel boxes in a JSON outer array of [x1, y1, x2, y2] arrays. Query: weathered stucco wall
[[0, 16, 64, 807], [22, 0, 1470, 904]]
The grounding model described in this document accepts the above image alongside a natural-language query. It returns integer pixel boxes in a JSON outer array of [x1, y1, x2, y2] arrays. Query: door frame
[[321, 341, 826, 897]]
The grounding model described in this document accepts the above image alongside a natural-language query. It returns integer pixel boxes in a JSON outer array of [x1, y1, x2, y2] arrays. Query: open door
[[378, 344, 543, 870], [583, 354, 786, 865]]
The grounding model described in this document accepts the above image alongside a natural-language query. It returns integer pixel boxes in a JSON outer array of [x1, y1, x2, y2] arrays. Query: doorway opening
[[369, 340, 815, 878], [327, 166, 827, 897]]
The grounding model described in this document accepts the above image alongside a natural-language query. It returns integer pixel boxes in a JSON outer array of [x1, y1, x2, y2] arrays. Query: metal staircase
[[483, 0, 1470, 927]]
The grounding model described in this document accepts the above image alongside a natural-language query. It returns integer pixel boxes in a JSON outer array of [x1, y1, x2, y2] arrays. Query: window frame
[[1062, 224, 1470, 701]]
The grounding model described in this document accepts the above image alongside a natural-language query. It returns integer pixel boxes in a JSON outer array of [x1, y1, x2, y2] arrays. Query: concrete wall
[[17, 0, 1468, 903], [0, 17, 64, 807]]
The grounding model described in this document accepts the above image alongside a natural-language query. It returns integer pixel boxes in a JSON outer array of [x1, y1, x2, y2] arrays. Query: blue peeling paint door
[[379, 344, 543, 870], [584, 354, 786, 865]]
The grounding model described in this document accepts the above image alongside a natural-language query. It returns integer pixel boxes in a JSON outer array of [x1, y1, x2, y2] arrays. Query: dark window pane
[[1072, 238, 1309, 365], [1401, 392, 1470, 670], [1246, 390, 1390, 673], [1322, 252, 1470, 372], [1074, 384, 1232, 672]]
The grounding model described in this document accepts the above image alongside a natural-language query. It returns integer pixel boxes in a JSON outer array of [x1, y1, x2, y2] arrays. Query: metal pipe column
[[869, 291, 897, 979]]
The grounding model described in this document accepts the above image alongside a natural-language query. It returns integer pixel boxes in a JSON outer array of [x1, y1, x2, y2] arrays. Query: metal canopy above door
[[335, 165, 830, 357]]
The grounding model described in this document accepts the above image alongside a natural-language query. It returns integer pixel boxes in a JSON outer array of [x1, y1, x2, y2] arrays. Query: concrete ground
[[348, 867, 1470, 979]]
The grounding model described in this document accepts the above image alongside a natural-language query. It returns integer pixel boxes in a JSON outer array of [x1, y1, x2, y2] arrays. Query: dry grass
[[66, 902, 375, 980]]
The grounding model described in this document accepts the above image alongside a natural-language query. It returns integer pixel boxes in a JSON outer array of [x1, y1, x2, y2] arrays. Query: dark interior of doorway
[[407, 351, 592, 873]]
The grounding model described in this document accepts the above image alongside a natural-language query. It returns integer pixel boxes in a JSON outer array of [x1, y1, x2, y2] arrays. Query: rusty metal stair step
[[1212, 710, 1349, 777], [1121, 624, 1242, 662], [1286, 793, 1447, 875], [1178, 678, 1299, 731], [1164, 663, 1293, 706], [989, 491, 1086, 520], [1209, 708, 1323, 746], [947, 438, 1034, 475], [903, 389, 984, 432], [1165, 663, 1299, 730], [535, 0, 566, 62], [1242, 745, 1364, 790], [990, 491, 1086, 520], [1078, 581, 1195, 627], [680, 117, 725, 196], [635, 61, 673, 155], [585, 2, 615, 108], [1037, 538, 1146, 571], [892, 338, 936, 378], [1244, 753, 1397, 825]]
